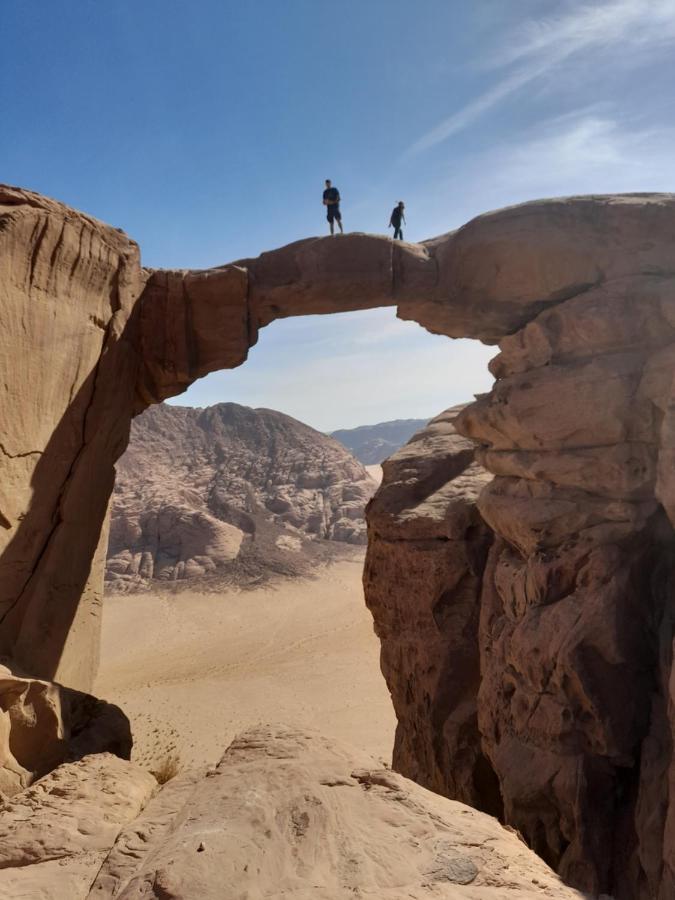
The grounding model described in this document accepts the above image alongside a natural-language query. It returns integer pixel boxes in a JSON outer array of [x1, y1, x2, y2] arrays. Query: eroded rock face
[[5, 186, 675, 897], [84, 725, 580, 900], [364, 263, 675, 896], [454, 272, 675, 899], [0, 186, 146, 690], [107, 402, 375, 590], [364, 408, 496, 811], [0, 664, 131, 800]]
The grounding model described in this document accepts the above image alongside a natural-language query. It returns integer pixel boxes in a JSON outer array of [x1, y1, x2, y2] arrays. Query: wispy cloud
[[479, 110, 675, 195], [406, 0, 675, 156], [411, 106, 675, 238], [172, 307, 495, 431], [495, 0, 675, 67], [400, 103, 675, 242]]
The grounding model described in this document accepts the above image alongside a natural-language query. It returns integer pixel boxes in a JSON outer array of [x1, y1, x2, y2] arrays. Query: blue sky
[[3, 1, 675, 430]]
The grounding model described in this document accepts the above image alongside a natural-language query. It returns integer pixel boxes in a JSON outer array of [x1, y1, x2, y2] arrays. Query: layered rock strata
[[453, 272, 675, 899], [5, 186, 675, 896], [366, 269, 675, 897]]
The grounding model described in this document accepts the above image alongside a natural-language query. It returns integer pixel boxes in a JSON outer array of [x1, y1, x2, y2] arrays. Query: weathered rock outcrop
[[0, 664, 131, 800], [448, 269, 675, 898], [364, 408, 495, 809], [6, 186, 675, 896], [0, 726, 585, 899], [107, 402, 376, 590], [0, 186, 147, 691], [0, 753, 156, 899], [365, 260, 675, 896]]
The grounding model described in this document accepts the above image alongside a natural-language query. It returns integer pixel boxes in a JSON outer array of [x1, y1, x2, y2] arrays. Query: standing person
[[322, 179, 343, 235], [389, 201, 406, 240]]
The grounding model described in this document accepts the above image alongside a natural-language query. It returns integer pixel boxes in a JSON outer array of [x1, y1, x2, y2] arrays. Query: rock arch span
[[3, 185, 675, 896]]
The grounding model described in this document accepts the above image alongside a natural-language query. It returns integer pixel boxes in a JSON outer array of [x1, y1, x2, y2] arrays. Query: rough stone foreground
[[4, 185, 675, 896], [0, 726, 584, 900]]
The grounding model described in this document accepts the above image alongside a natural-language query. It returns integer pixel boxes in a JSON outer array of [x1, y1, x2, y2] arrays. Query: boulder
[[0, 664, 130, 800]]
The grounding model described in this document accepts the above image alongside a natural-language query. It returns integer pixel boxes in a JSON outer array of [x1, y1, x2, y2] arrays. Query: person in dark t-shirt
[[322, 179, 343, 235], [389, 201, 406, 240]]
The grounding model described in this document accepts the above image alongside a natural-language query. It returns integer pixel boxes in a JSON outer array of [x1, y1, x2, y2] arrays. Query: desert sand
[[365, 463, 383, 484], [96, 554, 395, 773]]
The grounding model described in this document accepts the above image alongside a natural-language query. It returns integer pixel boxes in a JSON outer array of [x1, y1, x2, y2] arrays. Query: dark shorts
[[326, 204, 341, 222]]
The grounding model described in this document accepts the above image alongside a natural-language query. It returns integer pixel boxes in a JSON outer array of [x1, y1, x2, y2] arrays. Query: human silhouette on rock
[[389, 201, 406, 240], [323, 179, 343, 235]]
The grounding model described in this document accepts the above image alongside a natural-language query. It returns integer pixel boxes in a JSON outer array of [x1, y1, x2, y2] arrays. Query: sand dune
[[96, 555, 395, 773]]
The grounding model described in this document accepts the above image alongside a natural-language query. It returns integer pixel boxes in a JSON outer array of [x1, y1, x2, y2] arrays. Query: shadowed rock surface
[[107, 402, 375, 591], [0, 726, 587, 899], [5, 186, 675, 896], [0, 665, 131, 800], [364, 408, 495, 810], [331, 417, 431, 464], [0, 185, 146, 691]]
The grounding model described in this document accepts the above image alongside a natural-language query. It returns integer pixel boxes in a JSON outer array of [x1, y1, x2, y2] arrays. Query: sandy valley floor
[[96, 555, 396, 774]]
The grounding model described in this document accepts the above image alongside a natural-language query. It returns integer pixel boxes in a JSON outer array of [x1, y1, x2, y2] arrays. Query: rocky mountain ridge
[[331, 417, 430, 464], [107, 402, 376, 591]]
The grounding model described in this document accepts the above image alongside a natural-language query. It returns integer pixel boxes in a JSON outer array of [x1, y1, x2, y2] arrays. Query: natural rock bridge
[[3, 185, 675, 898]]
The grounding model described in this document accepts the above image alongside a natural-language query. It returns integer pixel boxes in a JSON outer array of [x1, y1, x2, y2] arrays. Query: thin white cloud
[[496, 0, 675, 67], [407, 0, 675, 156], [407, 60, 553, 156], [173, 317, 495, 433], [415, 108, 675, 236], [399, 104, 675, 243], [487, 112, 675, 193]]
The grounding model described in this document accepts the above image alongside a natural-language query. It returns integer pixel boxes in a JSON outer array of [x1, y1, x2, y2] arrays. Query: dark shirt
[[323, 187, 340, 207], [391, 206, 403, 225]]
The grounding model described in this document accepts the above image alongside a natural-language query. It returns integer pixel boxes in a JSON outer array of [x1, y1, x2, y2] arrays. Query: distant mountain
[[106, 403, 377, 592], [331, 418, 431, 465]]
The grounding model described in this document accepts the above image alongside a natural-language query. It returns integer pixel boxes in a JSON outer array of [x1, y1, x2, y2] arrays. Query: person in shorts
[[389, 201, 406, 240], [323, 180, 343, 235]]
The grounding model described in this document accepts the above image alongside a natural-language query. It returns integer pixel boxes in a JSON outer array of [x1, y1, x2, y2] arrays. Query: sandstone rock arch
[[4, 185, 675, 896]]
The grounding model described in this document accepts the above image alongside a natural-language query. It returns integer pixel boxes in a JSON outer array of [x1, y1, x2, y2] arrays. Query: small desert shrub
[[151, 752, 181, 785]]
